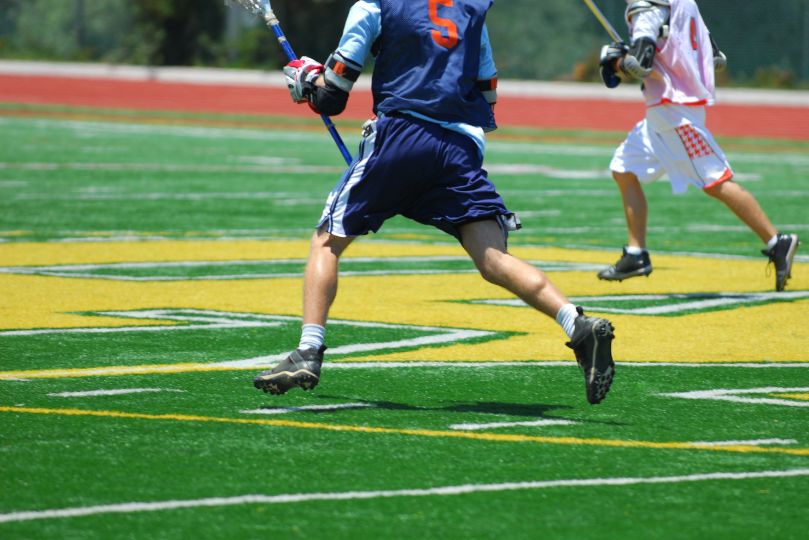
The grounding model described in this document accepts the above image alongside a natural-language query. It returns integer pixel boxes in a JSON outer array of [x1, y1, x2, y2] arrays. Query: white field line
[[0, 256, 467, 272], [6, 115, 809, 166], [449, 419, 578, 431], [217, 329, 493, 369], [0, 256, 600, 281], [325, 362, 809, 369], [662, 387, 809, 407], [240, 403, 374, 415], [47, 388, 184, 398], [487, 140, 809, 167], [0, 117, 340, 144], [1, 469, 807, 524], [0, 161, 669, 181], [0, 308, 285, 337], [0, 269, 482, 282], [689, 439, 798, 447], [0, 309, 495, 370], [2, 363, 809, 382], [476, 291, 809, 315], [0, 309, 387, 337], [5, 113, 809, 167], [1, 162, 341, 177]]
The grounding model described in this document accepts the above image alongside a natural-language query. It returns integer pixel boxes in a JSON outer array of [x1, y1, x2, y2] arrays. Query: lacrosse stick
[[229, 0, 353, 165], [582, 0, 666, 83], [581, 0, 625, 43]]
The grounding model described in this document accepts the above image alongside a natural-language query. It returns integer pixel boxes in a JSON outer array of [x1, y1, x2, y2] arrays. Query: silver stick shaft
[[582, 0, 625, 43]]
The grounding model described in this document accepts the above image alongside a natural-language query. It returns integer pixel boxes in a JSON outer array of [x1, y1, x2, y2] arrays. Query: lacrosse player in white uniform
[[597, 0, 800, 291]]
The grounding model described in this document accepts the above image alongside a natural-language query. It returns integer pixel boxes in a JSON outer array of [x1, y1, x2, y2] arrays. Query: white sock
[[625, 245, 645, 255], [555, 303, 579, 339], [766, 234, 778, 250], [299, 324, 326, 350]]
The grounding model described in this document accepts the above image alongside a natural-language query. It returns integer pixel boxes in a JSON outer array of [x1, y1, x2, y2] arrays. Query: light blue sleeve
[[478, 23, 497, 80], [335, 0, 382, 69]]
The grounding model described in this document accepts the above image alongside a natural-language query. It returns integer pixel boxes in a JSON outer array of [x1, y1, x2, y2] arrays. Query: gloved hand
[[713, 50, 727, 72], [599, 42, 628, 89], [283, 56, 324, 103]]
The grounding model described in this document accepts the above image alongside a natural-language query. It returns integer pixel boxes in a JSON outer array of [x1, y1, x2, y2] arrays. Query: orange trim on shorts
[[649, 99, 709, 108], [703, 167, 734, 190]]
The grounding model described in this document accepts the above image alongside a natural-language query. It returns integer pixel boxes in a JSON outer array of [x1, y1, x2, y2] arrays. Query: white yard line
[[662, 387, 809, 407], [47, 388, 183, 398], [449, 419, 578, 431], [325, 362, 809, 369], [477, 291, 809, 316], [1, 468, 807, 524], [240, 403, 374, 415], [2, 363, 808, 382], [689, 439, 798, 447]]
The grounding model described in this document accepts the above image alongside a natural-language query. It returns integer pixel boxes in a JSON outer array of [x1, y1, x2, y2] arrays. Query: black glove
[[599, 42, 628, 89]]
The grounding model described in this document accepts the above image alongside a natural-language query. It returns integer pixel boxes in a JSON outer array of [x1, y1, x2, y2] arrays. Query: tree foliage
[[0, 0, 806, 86]]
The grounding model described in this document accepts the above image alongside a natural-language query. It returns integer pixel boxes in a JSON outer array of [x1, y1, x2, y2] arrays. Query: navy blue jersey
[[372, 0, 495, 131]]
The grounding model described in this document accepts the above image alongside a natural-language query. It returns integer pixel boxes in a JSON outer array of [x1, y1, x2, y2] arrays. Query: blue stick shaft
[[264, 7, 353, 165]]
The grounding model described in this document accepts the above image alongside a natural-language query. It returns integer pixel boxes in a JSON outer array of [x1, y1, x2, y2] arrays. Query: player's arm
[[476, 24, 498, 108], [616, 1, 670, 80], [283, 0, 380, 116]]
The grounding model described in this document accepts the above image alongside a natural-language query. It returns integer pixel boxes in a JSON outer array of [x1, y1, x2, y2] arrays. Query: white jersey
[[630, 0, 715, 107]]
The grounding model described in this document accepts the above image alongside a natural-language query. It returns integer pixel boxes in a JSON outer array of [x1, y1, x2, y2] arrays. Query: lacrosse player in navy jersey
[[596, 0, 799, 290], [253, 0, 617, 405]]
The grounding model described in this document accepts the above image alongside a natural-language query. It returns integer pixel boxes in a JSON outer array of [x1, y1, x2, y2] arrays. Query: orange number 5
[[429, 0, 459, 50]]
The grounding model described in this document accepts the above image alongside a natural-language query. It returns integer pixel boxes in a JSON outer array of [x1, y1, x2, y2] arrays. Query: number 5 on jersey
[[429, 0, 459, 49]]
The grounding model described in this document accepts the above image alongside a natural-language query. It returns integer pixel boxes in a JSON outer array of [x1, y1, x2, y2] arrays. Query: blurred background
[[0, 0, 808, 88]]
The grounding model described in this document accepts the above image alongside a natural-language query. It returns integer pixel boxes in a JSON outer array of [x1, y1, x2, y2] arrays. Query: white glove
[[714, 50, 727, 72], [283, 56, 324, 103]]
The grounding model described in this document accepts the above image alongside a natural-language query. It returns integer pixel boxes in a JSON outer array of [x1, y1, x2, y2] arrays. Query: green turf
[[1, 105, 807, 255], [1, 366, 808, 538], [1, 105, 807, 539]]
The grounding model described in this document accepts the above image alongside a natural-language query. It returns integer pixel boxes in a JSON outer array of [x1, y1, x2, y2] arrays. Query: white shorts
[[610, 106, 733, 194]]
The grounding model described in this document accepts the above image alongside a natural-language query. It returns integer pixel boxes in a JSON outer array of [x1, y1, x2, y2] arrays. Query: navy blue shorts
[[318, 114, 517, 241]]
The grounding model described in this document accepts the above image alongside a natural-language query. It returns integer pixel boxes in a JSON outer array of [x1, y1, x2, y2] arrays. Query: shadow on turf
[[310, 395, 627, 427]]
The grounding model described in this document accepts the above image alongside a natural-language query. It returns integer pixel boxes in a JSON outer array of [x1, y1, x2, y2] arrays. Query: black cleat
[[597, 247, 652, 281], [253, 346, 326, 395], [566, 307, 615, 405], [761, 233, 800, 292]]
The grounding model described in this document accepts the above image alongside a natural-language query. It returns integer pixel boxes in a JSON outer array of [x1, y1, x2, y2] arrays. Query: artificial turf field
[[1, 103, 808, 539]]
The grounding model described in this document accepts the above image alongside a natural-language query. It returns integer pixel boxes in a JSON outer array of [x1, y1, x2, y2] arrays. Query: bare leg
[[613, 170, 648, 248], [458, 220, 568, 319], [704, 180, 777, 243], [302, 226, 355, 326]]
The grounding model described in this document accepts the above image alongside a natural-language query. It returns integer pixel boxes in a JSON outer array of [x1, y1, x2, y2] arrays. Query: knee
[[704, 179, 737, 199], [310, 228, 352, 258], [612, 170, 638, 187], [474, 249, 508, 285]]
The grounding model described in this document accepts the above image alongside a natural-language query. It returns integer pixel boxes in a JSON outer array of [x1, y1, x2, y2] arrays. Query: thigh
[[610, 120, 665, 184], [658, 123, 733, 193], [458, 219, 507, 266]]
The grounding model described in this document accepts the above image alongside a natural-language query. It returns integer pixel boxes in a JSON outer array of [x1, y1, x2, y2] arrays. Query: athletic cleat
[[597, 247, 652, 281], [566, 307, 615, 405], [762, 233, 800, 292], [253, 346, 326, 395]]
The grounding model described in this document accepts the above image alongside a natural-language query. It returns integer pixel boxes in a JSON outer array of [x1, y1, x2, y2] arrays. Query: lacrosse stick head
[[228, 0, 271, 14]]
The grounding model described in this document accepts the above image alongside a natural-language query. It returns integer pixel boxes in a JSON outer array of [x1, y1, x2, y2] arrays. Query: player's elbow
[[310, 84, 349, 117]]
